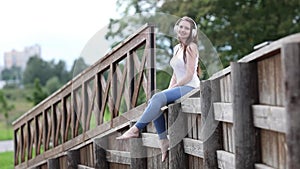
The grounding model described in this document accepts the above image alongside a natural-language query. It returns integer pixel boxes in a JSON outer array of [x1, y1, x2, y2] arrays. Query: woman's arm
[[173, 43, 198, 87], [168, 73, 177, 88]]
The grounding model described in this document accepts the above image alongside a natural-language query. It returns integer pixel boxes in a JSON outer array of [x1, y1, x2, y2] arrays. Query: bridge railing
[[12, 24, 156, 168]]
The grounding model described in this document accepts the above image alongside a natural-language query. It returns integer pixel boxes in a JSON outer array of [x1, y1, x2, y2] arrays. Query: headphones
[[174, 17, 198, 38]]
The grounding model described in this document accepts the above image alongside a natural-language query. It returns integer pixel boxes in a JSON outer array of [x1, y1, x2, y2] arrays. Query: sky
[[0, 0, 119, 69]]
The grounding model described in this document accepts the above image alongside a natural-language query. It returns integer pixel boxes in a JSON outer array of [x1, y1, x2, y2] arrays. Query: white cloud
[[0, 0, 118, 68]]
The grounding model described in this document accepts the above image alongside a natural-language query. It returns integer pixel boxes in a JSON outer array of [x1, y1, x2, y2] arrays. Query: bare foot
[[116, 126, 139, 140], [159, 139, 169, 162]]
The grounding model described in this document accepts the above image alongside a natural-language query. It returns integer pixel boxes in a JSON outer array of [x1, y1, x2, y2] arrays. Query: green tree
[[0, 90, 14, 127], [53, 60, 70, 84], [69, 57, 89, 78], [1, 66, 22, 81], [23, 56, 53, 86], [27, 79, 48, 105], [45, 76, 62, 95]]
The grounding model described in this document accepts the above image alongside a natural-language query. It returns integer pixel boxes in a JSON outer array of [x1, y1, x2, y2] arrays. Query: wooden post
[[282, 42, 300, 169], [231, 62, 260, 169], [168, 102, 187, 169], [47, 158, 60, 169], [67, 149, 80, 169], [147, 25, 156, 100], [130, 122, 147, 169], [200, 79, 223, 169], [94, 137, 109, 169]]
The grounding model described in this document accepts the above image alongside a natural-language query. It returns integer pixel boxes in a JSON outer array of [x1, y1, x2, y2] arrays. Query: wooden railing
[[12, 24, 156, 169]]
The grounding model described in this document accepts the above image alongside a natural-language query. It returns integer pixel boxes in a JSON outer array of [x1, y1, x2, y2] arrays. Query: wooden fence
[[13, 24, 300, 169], [12, 24, 156, 169]]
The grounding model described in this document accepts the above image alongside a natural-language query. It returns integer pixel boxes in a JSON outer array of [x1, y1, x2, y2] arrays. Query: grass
[[0, 88, 33, 141], [0, 151, 14, 169], [0, 122, 13, 141]]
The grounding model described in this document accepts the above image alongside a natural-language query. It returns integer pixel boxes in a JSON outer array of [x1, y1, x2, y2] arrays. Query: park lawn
[[0, 122, 13, 141], [0, 88, 33, 141], [0, 151, 14, 169]]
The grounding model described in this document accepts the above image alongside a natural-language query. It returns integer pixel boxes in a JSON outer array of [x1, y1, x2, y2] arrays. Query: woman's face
[[177, 20, 192, 42]]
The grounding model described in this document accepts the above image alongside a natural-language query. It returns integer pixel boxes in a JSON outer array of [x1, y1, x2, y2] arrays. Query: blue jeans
[[135, 86, 194, 139]]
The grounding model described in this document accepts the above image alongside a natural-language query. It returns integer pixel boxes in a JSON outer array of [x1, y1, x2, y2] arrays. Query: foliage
[[21, 57, 88, 105], [26, 79, 48, 105], [45, 76, 62, 95], [69, 57, 89, 79], [0, 90, 14, 127], [1, 66, 22, 81], [23, 56, 70, 86]]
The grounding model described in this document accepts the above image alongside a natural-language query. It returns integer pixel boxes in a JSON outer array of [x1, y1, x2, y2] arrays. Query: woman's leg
[[151, 86, 194, 139], [117, 86, 193, 140]]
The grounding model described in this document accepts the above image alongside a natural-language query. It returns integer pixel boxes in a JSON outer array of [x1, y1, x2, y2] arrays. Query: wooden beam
[[181, 98, 201, 114], [130, 122, 147, 169], [231, 62, 261, 168], [78, 164, 95, 169], [213, 102, 233, 123], [168, 102, 187, 169], [141, 133, 160, 149], [200, 79, 223, 169], [94, 137, 108, 169], [255, 163, 276, 169], [252, 105, 286, 133], [183, 138, 203, 158], [106, 150, 131, 165], [47, 158, 59, 169], [282, 42, 300, 169], [217, 150, 235, 169], [67, 149, 80, 169]]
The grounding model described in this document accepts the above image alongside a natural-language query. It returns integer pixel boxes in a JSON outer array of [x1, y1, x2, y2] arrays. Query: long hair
[[176, 16, 198, 63]]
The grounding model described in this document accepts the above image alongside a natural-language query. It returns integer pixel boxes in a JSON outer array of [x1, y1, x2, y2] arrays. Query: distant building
[[3, 44, 41, 70]]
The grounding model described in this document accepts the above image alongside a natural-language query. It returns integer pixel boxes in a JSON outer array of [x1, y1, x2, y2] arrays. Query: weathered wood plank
[[106, 150, 131, 165], [47, 158, 59, 169], [130, 122, 147, 169], [252, 105, 286, 133], [78, 164, 95, 169], [141, 133, 160, 149], [261, 130, 279, 167], [213, 102, 233, 123], [208, 66, 231, 81], [94, 137, 108, 169], [227, 123, 235, 153], [274, 54, 284, 106], [183, 138, 203, 158], [257, 56, 276, 105], [200, 79, 222, 169], [216, 150, 235, 169], [282, 42, 300, 169], [67, 149, 80, 169], [168, 102, 187, 169], [278, 133, 287, 169], [181, 98, 201, 114], [222, 123, 229, 151], [255, 163, 276, 169], [231, 62, 261, 168]]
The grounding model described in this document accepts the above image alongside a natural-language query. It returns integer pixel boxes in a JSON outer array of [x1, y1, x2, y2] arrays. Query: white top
[[170, 44, 200, 88]]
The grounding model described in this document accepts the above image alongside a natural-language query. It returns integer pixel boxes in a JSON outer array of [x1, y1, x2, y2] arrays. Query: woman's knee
[[151, 92, 167, 103]]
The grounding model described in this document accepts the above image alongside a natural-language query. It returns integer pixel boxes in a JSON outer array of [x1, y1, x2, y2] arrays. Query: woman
[[117, 16, 200, 162]]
